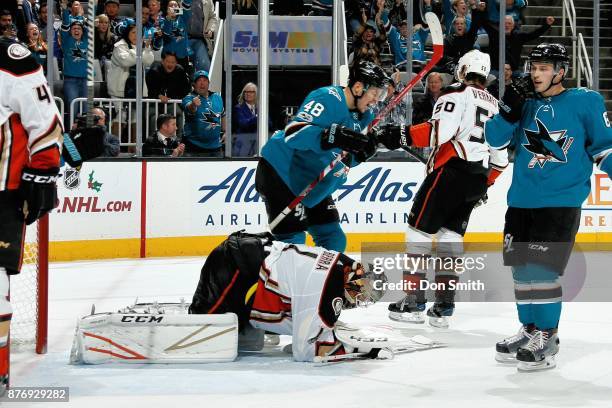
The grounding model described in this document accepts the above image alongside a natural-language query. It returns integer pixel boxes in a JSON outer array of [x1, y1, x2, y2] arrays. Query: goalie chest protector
[[189, 231, 272, 330]]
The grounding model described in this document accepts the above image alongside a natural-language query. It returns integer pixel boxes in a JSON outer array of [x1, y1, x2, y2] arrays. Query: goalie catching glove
[[321, 124, 378, 163], [62, 125, 107, 168], [18, 167, 59, 225]]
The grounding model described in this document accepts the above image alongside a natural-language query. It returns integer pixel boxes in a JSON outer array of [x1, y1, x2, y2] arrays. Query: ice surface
[[10, 256, 612, 408]]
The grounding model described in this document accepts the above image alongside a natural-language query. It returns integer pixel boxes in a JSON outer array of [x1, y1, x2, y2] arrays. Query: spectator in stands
[[37, 3, 49, 40], [384, 17, 429, 66], [26, 23, 48, 74], [146, 51, 191, 101], [486, 62, 512, 98], [187, 0, 218, 73], [412, 72, 444, 124], [438, 14, 483, 73], [481, 14, 554, 72], [162, 0, 193, 74], [232, 82, 272, 157], [104, 0, 126, 36], [148, 0, 163, 23], [442, 0, 473, 34], [20, 0, 39, 26], [60, 11, 88, 116], [0, 10, 16, 39], [69, 0, 84, 21], [181, 70, 225, 157], [487, 0, 525, 23], [73, 109, 120, 157], [143, 114, 185, 157], [141, 5, 163, 52], [95, 14, 117, 63], [351, 1, 386, 67], [145, 51, 191, 135], [108, 22, 155, 99], [388, 0, 407, 27]]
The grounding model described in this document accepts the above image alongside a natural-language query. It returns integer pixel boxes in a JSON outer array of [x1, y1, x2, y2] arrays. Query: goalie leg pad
[[70, 308, 238, 364]]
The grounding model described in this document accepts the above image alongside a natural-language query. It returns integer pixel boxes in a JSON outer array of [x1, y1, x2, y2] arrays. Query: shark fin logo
[[522, 118, 573, 168]]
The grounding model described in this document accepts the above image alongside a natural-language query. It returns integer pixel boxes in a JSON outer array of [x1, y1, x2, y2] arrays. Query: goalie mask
[[343, 264, 387, 309], [455, 50, 491, 82]]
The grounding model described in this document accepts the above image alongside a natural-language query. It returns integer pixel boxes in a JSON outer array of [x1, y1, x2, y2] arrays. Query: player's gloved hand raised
[[18, 167, 60, 225], [321, 124, 377, 159], [498, 75, 535, 123], [62, 125, 106, 168], [372, 125, 411, 151]]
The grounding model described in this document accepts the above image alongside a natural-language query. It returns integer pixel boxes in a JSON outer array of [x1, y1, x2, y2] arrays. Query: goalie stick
[[268, 13, 443, 231]]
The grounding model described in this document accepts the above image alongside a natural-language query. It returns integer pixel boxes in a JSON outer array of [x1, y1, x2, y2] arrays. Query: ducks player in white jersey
[[0, 37, 105, 395], [189, 231, 387, 362], [376, 50, 508, 328]]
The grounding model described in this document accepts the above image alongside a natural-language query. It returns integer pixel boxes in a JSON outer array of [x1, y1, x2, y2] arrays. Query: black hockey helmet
[[349, 60, 391, 90], [526, 43, 570, 79], [348, 61, 391, 104]]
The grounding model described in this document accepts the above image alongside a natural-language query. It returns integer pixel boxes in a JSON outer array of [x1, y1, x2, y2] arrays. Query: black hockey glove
[[498, 76, 535, 123], [321, 124, 374, 155], [62, 125, 106, 168], [18, 167, 60, 225], [372, 125, 411, 151]]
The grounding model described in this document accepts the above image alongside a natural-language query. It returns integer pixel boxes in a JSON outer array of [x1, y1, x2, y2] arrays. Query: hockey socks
[[512, 263, 562, 328], [308, 222, 346, 253]]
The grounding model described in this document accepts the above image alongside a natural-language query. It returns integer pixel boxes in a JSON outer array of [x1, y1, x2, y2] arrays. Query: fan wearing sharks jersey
[[182, 70, 225, 156], [256, 61, 390, 252], [485, 43, 612, 372]]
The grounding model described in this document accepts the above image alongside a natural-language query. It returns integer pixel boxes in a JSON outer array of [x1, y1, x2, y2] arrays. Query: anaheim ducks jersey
[[249, 242, 347, 362], [426, 83, 508, 174], [0, 38, 63, 191]]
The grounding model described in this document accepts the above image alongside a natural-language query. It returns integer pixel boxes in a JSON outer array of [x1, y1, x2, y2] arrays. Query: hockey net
[[9, 216, 48, 354]]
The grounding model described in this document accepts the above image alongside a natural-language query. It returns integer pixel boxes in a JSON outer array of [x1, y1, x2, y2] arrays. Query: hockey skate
[[426, 303, 454, 328], [388, 297, 426, 324], [495, 325, 535, 363], [516, 329, 559, 372]]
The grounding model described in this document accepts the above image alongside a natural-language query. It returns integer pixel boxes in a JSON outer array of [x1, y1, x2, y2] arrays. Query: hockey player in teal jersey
[[256, 61, 391, 252], [485, 43, 612, 371]]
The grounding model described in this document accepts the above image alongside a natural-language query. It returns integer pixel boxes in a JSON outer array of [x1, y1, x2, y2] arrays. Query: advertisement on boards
[[51, 162, 141, 241]]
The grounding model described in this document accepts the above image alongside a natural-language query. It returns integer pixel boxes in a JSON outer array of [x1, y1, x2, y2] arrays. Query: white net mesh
[[10, 222, 40, 349]]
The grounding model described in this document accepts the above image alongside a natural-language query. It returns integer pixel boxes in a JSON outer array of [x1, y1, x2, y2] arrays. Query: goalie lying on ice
[[189, 231, 388, 362], [70, 231, 389, 364]]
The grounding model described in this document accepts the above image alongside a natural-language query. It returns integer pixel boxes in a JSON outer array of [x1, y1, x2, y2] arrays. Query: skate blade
[[388, 311, 425, 324], [495, 352, 518, 364], [517, 356, 556, 372], [428, 317, 449, 329]]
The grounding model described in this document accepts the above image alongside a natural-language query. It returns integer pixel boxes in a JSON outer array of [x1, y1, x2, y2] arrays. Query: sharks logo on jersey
[[522, 119, 573, 168], [71, 43, 86, 62], [522, 105, 573, 168], [201, 110, 222, 130]]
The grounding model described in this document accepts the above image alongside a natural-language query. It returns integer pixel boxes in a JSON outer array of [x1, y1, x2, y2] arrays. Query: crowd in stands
[[0, 0, 556, 158]]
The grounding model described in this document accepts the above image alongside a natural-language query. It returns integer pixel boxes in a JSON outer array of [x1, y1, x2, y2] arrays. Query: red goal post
[[10, 215, 49, 354]]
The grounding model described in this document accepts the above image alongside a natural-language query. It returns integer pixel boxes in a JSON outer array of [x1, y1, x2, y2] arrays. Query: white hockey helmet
[[456, 50, 491, 82]]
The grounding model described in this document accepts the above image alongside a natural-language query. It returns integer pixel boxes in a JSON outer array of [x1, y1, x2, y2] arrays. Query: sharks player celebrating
[[377, 50, 508, 328], [484, 43, 612, 371], [255, 61, 390, 252], [189, 231, 387, 362]]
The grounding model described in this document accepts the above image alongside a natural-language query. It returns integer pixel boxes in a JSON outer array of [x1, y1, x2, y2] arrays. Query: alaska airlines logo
[[522, 119, 573, 168]]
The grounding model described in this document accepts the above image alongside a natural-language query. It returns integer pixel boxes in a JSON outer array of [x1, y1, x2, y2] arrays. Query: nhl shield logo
[[64, 167, 81, 190]]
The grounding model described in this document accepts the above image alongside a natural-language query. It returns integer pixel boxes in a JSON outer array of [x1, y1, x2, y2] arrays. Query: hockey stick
[[268, 13, 442, 231], [371, 12, 444, 165]]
